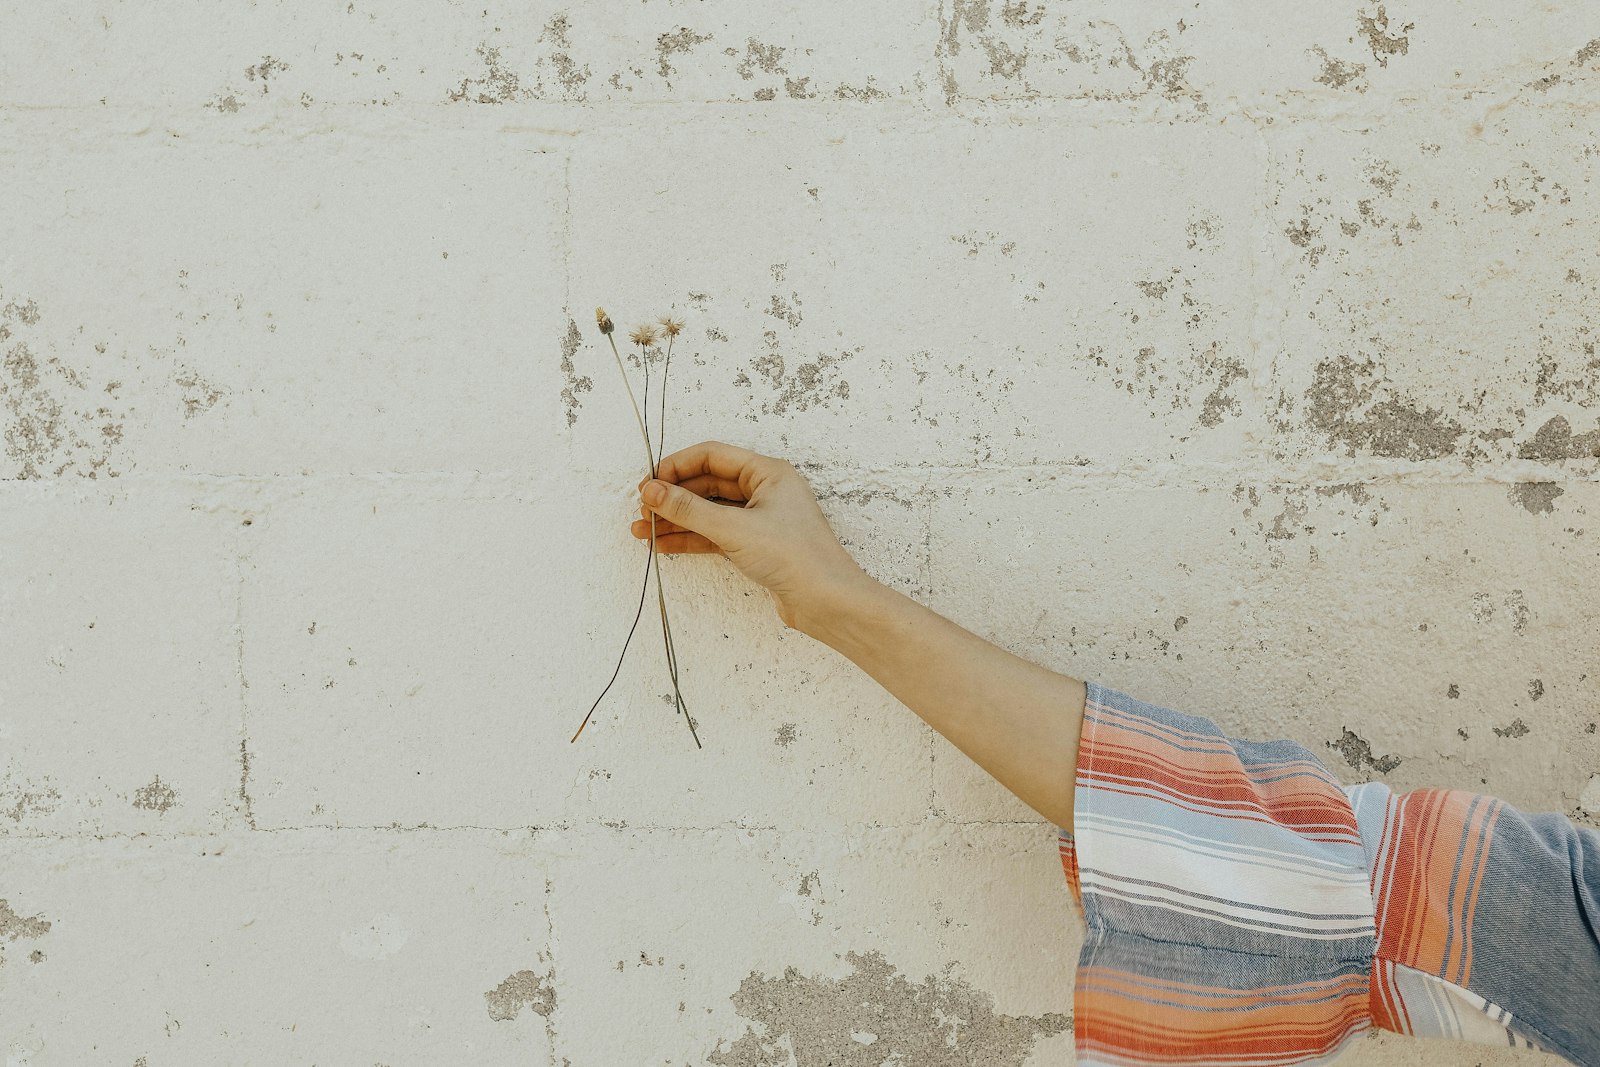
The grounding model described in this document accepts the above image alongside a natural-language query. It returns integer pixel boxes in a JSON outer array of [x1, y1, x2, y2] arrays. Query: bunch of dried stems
[[570, 307, 700, 748]]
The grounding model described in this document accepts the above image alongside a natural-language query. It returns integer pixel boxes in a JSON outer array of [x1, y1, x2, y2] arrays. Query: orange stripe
[[1455, 796, 1501, 984], [1080, 770, 1362, 840], [1081, 732, 1360, 834]]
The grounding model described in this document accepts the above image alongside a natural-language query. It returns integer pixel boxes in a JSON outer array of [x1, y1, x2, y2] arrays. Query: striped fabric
[[1057, 680, 1600, 1066]]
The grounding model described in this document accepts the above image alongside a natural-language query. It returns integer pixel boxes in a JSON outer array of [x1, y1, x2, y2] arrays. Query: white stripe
[[1085, 775, 1364, 840], [1388, 960, 1532, 1047], [1079, 810, 1371, 882], [1078, 872, 1375, 939], [1079, 822, 1375, 923]]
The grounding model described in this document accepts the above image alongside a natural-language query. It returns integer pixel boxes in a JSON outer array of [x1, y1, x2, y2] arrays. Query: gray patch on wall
[[558, 316, 592, 428], [657, 26, 714, 86], [132, 775, 179, 813], [1328, 727, 1401, 774], [0, 899, 51, 966], [1517, 415, 1600, 461], [1308, 45, 1367, 91], [2, 291, 127, 479], [708, 948, 1069, 1066], [173, 367, 227, 418], [1, 766, 61, 824], [1508, 481, 1563, 514], [1301, 354, 1463, 460], [1356, 4, 1413, 67], [737, 338, 856, 416], [447, 42, 530, 104], [485, 969, 557, 1021], [533, 13, 593, 99]]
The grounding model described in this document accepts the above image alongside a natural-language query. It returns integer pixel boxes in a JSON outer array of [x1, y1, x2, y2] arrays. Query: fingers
[[633, 502, 739, 534], [628, 526, 724, 555], [638, 471, 747, 502], [631, 503, 736, 537], [650, 439, 782, 497]]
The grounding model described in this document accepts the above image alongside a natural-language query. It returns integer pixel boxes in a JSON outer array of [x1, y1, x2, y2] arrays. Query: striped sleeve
[[1056, 680, 1600, 1067]]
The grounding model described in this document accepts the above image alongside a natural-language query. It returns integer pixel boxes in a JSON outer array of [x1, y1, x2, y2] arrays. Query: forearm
[[796, 575, 1087, 828]]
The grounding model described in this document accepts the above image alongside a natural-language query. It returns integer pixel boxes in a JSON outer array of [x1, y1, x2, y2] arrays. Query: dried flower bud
[[658, 315, 684, 338], [595, 307, 614, 335], [629, 323, 660, 347]]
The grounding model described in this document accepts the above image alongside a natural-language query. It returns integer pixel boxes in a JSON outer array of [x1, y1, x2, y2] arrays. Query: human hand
[[631, 440, 872, 631]]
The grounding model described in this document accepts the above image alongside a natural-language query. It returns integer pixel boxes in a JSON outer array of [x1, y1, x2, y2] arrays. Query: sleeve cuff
[[1062, 679, 1377, 1066]]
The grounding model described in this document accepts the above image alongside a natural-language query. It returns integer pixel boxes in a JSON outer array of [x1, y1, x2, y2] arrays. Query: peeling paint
[[0, 899, 51, 965], [1197, 357, 1248, 428], [132, 775, 178, 814], [447, 41, 530, 104], [1078, 268, 1246, 428], [1516, 415, 1600, 461], [536, 13, 594, 99], [485, 969, 557, 1021], [1355, 5, 1413, 68], [243, 56, 291, 94], [1301, 354, 1464, 460], [1504, 589, 1531, 635], [936, 1, 1199, 106], [558, 316, 593, 428], [1, 291, 127, 479], [709, 949, 1069, 1066], [657, 26, 714, 85], [1, 766, 62, 824], [173, 367, 227, 419], [1264, 497, 1309, 541], [1312, 481, 1373, 506], [1508, 481, 1563, 514], [1309, 45, 1367, 91], [1328, 728, 1401, 774], [737, 336, 856, 417]]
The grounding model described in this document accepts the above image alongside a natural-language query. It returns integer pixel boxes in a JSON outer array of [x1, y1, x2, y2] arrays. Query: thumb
[[643, 480, 738, 544]]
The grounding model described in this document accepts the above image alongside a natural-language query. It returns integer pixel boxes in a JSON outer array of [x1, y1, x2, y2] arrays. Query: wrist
[[793, 568, 898, 649]]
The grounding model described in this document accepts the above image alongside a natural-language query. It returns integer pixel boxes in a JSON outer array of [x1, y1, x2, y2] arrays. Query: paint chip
[[708, 948, 1069, 1066], [1328, 728, 1401, 774], [132, 775, 178, 813], [486, 969, 557, 1021]]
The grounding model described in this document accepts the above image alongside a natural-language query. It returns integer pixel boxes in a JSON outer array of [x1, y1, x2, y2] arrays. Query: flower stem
[[606, 332, 654, 474], [641, 332, 699, 748], [573, 320, 698, 747], [570, 532, 658, 744], [653, 331, 698, 747]]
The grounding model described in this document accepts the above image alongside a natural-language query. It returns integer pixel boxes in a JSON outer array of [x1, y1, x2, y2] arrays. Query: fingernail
[[642, 480, 666, 506]]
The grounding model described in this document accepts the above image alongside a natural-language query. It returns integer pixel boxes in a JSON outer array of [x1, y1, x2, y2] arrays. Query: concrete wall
[[1, 2, 1595, 1063]]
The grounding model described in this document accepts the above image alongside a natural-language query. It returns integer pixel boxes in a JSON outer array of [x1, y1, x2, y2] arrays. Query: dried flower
[[572, 305, 699, 750]]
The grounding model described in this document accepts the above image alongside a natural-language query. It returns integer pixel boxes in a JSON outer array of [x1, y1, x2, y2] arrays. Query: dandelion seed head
[[595, 307, 614, 335], [658, 315, 684, 338], [629, 323, 660, 347]]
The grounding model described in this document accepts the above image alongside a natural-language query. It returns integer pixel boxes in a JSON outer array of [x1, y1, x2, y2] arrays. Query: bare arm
[[630, 438, 1087, 827], [796, 576, 1087, 828]]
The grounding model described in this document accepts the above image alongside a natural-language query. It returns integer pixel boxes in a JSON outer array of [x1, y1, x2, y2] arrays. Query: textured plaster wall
[[0, 2, 1597, 1065]]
